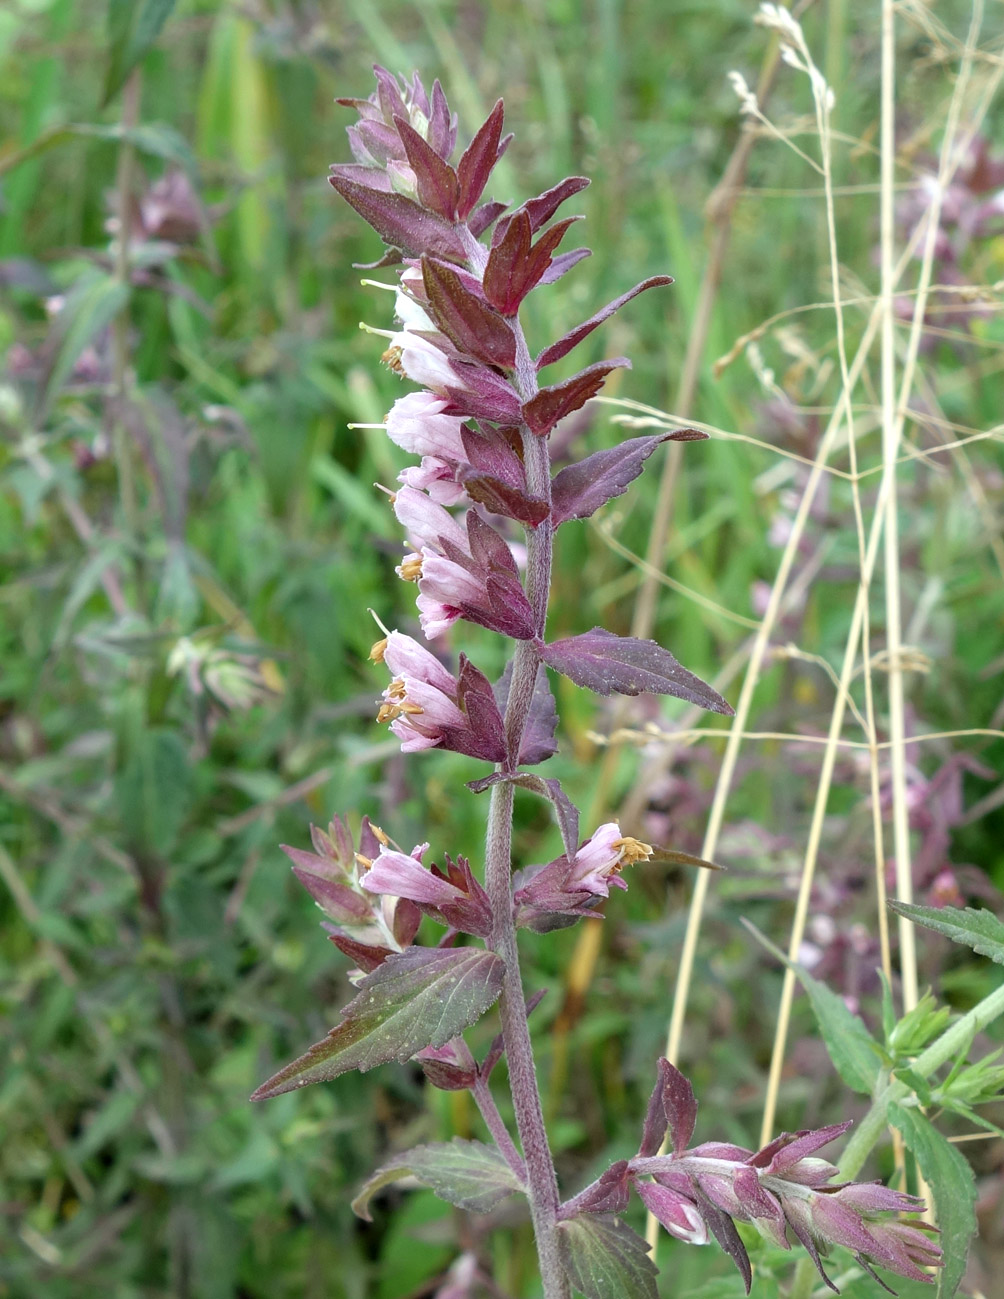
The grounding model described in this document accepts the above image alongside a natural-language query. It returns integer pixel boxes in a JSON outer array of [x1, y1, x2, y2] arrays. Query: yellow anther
[[397, 554, 423, 583], [612, 835, 654, 866]]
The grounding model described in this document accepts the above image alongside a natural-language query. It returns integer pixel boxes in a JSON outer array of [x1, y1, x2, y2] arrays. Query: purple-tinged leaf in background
[[551, 431, 706, 525], [522, 359, 631, 437], [250, 946, 504, 1099], [537, 276, 674, 368], [539, 627, 733, 714]]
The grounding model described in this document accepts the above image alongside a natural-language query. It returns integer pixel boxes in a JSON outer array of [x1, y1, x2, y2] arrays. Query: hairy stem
[[486, 770, 567, 1299], [473, 1078, 527, 1181], [482, 356, 566, 1292]]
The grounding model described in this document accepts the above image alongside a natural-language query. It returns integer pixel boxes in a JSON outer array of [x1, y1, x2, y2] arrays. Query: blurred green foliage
[[1, 0, 1003, 1296]]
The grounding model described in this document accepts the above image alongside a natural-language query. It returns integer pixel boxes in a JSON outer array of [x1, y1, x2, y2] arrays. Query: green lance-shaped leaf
[[557, 1213, 659, 1299], [888, 1102, 976, 1299], [743, 921, 881, 1095], [352, 1138, 525, 1220], [105, 0, 178, 104], [889, 902, 1004, 966], [251, 947, 504, 1100]]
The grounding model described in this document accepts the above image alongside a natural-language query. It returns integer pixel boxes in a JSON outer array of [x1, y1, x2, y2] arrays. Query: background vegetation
[[1, 1, 1002, 1296]]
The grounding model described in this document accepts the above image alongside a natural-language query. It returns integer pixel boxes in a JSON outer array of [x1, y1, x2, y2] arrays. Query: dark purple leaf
[[427, 80, 457, 159], [444, 363, 523, 424], [551, 431, 706, 526], [557, 1213, 659, 1299], [251, 946, 504, 1099], [358, 815, 382, 860], [468, 200, 509, 239], [638, 1058, 672, 1158], [540, 627, 733, 715], [537, 276, 674, 368], [421, 257, 516, 369], [508, 774, 579, 860], [373, 66, 408, 123], [416, 1039, 478, 1091], [327, 932, 394, 972], [522, 359, 630, 437], [286, 859, 372, 924], [328, 171, 467, 262], [566, 1162, 633, 1216], [492, 661, 558, 766], [393, 897, 423, 947], [483, 210, 532, 315], [352, 119, 404, 166], [461, 421, 524, 482], [784, 1211, 839, 1293], [539, 247, 591, 285], [522, 175, 591, 231], [460, 469, 549, 525], [394, 115, 460, 219], [694, 1188, 753, 1295], [460, 574, 536, 641], [484, 212, 582, 315], [443, 654, 508, 759], [457, 99, 505, 219], [479, 988, 546, 1080], [662, 1060, 698, 1155], [352, 1139, 524, 1221], [467, 510, 518, 574]]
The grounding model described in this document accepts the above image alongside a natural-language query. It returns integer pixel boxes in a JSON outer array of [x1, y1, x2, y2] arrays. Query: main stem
[[484, 422, 567, 1299]]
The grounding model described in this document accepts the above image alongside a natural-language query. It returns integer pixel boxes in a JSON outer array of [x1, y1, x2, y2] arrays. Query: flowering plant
[[251, 69, 943, 1299]]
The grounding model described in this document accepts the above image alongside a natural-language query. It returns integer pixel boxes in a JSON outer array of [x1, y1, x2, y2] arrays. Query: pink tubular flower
[[385, 390, 468, 461], [567, 821, 652, 896], [371, 631, 507, 763], [383, 329, 464, 395], [393, 484, 469, 553], [361, 844, 462, 908], [362, 843, 493, 937], [392, 488, 536, 641], [513, 823, 653, 929], [398, 457, 467, 505], [635, 1181, 709, 1245]]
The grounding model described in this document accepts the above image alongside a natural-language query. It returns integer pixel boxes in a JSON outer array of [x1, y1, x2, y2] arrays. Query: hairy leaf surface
[[352, 1138, 524, 1220], [251, 947, 504, 1099]]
